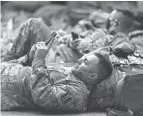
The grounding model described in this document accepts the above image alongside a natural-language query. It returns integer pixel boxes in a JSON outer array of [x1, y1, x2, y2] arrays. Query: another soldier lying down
[[1, 42, 113, 112]]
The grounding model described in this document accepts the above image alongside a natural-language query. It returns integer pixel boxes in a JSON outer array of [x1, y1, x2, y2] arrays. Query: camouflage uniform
[[2, 17, 82, 64], [75, 29, 113, 54], [1, 62, 34, 110], [1, 60, 89, 112], [2, 16, 143, 112], [88, 48, 143, 111], [1, 17, 89, 111], [52, 29, 113, 62], [2, 18, 51, 62], [77, 31, 143, 111]]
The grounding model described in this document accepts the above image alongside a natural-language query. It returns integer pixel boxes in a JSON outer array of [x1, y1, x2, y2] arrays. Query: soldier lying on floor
[[1, 8, 143, 111], [50, 7, 143, 63], [1, 41, 113, 112]]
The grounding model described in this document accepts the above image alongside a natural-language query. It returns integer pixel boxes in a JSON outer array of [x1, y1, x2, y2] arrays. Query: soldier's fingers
[[31, 44, 36, 51], [37, 42, 47, 48], [37, 41, 46, 44], [39, 44, 47, 49], [35, 44, 42, 49]]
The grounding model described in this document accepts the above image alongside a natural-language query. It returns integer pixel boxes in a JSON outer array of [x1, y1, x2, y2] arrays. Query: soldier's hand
[[29, 42, 48, 61], [71, 39, 82, 50]]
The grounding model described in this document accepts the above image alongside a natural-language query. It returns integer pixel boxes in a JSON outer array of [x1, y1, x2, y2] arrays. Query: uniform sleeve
[[30, 59, 89, 112]]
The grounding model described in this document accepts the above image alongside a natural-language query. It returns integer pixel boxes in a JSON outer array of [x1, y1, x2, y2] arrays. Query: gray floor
[[1, 111, 106, 116]]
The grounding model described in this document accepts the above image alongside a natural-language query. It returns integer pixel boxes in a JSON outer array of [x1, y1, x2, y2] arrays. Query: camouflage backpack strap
[[129, 30, 143, 39]]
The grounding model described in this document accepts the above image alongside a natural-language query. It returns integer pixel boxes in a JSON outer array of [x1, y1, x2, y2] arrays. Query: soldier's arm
[[28, 38, 89, 111], [29, 59, 88, 112]]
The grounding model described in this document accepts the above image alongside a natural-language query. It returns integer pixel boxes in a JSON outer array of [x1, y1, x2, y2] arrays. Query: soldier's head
[[107, 7, 135, 35], [72, 52, 113, 89]]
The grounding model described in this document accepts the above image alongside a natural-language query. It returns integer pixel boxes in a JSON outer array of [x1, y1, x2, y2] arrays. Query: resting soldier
[[1, 38, 113, 112], [1, 7, 143, 112]]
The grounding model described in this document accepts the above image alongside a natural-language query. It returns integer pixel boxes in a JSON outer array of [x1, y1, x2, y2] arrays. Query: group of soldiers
[[1, 7, 143, 112]]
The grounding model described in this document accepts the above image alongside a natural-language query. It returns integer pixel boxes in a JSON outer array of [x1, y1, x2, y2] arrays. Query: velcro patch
[[61, 93, 72, 104]]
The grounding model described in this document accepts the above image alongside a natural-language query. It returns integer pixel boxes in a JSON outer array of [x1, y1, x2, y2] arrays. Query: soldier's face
[[108, 10, 121, 34], [108, 10, 128, 34], [72, 54, 100, 85]]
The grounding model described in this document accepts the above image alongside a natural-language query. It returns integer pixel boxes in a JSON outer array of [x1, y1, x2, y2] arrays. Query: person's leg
[[1, 61, 32, 110], [2, 18, 52, 62]]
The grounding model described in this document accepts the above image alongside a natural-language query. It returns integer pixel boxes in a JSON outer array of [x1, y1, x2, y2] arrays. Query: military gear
[[112, 41, 135, 59], [115, 73, 143, 115], [76, 29, 113, 54]]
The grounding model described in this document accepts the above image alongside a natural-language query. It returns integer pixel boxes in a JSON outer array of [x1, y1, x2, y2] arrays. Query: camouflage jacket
[[1, 60, 89, 112], [88, 48, 143, 111]]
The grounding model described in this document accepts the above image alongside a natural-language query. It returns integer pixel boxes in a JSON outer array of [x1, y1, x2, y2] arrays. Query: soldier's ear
[[71, 32, 79, 40], [89, 73, 98, 80]]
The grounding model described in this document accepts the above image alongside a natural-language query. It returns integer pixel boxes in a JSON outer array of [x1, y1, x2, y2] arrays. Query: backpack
[[114, 73, 143, 116]]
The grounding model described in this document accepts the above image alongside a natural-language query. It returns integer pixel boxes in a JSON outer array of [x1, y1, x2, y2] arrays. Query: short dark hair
[[94, 53, 113, 82], [115, 7, 134, 19], [113, 7, 135, 29]]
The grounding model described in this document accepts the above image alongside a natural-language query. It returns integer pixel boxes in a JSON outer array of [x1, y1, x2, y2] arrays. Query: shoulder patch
[[61, 92, 73, 104]]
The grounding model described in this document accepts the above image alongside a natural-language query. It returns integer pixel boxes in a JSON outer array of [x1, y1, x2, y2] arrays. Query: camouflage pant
[[2, 18, 52, 62], [2, 18, 81, 64], [0, 62, 34, 110]]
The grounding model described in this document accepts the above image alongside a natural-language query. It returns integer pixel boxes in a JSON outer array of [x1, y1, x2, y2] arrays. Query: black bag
[[115, 73, 143, 115]]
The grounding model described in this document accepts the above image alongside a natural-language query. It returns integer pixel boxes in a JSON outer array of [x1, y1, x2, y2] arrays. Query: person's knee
[[25, 18, 51, 42], [21, 18, 43, 33]]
